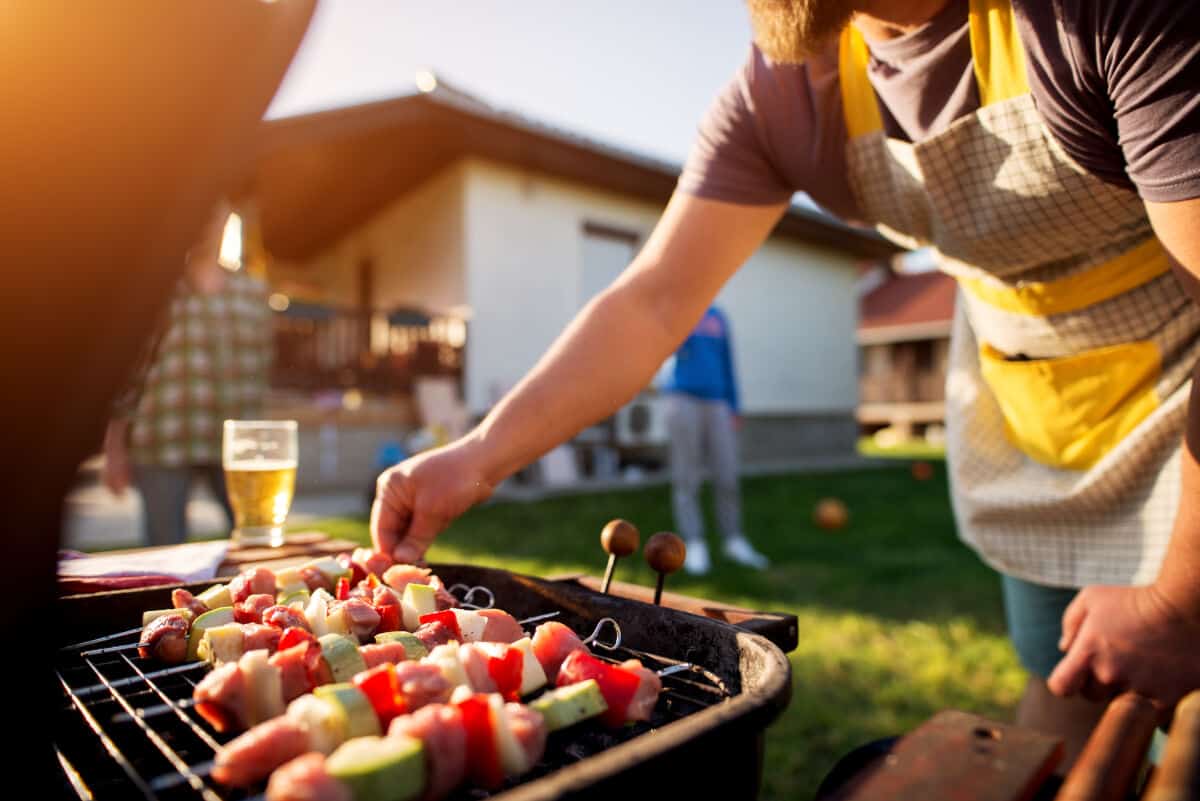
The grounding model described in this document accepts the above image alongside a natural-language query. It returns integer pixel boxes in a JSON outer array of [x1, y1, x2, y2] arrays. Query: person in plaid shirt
[[103, 201, 272, 545]]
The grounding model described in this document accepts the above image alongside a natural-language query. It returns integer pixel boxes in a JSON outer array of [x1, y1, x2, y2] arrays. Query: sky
[[267, 1, 756, 167]]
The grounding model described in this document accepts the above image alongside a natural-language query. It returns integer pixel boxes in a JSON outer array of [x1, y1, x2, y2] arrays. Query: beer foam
[[223, 458, 297, 471]]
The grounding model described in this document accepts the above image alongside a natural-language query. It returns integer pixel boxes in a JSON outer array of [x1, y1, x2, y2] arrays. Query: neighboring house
[[242, 77, 900, 489], [857, 266, 956, 441]]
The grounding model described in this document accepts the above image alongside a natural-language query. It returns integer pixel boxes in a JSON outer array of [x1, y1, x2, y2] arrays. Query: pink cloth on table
[[57, 540, 229, 594]]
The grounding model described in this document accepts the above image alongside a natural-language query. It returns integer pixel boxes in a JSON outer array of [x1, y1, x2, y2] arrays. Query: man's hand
[[370, 437, 496, 564], [102, 419, 131, 496], [1047, 583, 1200, 709]]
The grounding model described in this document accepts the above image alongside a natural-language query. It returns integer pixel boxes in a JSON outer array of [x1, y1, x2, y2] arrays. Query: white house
[[244, 80, 898, 489]]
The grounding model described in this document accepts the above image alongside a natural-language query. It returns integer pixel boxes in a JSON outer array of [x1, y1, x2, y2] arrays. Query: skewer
[[643, 532, 686, 606], [517, 611, 560, 626], [60, 625, 142, 652], [599, 519, 640, 594], [657, 664, 694, 678], [68, 661, 209, 700], [81, 642, 141, 657]]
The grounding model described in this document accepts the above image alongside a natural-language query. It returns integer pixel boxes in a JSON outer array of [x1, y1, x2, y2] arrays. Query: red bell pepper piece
[[419, 610, 463, 641], [337, 551, 366, 586], [335, 577, 350, 601], [556, 650, 641, 727], [486, 647, 524, 702], [457, 694, 504, 789], [353, 664, 407, 728], [374, 603, 401, 634], [278, 626, 318, 652]]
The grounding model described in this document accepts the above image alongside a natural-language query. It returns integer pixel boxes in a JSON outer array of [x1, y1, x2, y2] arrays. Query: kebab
[[211, 619, 662, 788], [139, 557, 469, 664], [264, 692, 552, 801], [193, 605, 529, 733], [264, 676, 631, 801], [230, 677, 606, 797], [210, 635, 547, 786]]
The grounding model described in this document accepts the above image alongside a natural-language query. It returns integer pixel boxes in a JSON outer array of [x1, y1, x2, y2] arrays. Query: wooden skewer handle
[[1055, 692, 1159, 801], [1141, 690, 1200, 801], [644, 532, 685, 607], [601, 554, 618, 594], [599, 520, 639, 595]]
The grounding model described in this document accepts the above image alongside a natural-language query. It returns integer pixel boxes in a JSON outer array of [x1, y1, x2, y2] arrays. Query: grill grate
[[56, 615, 732, 801]]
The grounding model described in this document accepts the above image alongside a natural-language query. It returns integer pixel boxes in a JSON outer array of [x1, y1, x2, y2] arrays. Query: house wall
[[460, 157, 861, 425], [458, 158, 864, 455]]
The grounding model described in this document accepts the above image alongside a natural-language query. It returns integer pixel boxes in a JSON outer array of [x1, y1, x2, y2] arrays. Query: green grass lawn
[[857, 436, 947, 460], [304, 464, 1025, 801]]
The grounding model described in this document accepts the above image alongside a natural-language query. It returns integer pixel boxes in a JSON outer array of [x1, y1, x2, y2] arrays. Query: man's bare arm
[[371, 192, 787, 561]]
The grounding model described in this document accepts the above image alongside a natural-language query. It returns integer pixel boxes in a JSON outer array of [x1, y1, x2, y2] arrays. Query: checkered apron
[[840, 0, 1200, 587]]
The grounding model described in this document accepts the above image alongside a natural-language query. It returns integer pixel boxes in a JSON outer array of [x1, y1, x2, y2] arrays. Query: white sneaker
[[723, 534, 770, 569], [683, 538, 711, 575]]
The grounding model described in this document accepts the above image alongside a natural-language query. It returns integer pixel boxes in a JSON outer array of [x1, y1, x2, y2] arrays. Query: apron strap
[[969, 0, 1030, 106], [838, 24, 883, 138], [839, 0, 1031, 138]]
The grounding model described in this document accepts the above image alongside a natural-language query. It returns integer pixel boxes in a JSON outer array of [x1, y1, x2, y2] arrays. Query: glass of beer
[[222, 419, 298, 547]]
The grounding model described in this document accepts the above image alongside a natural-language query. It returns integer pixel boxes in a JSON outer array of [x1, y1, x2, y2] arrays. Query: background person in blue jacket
[[662, 306, 769, 574]]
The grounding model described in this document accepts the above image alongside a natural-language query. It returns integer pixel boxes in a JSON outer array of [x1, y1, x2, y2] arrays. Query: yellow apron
[[840, 0, 1200, 587]]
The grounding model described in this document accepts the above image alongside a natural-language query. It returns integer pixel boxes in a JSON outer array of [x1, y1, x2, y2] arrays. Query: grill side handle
[[550, 573, 799, 653]]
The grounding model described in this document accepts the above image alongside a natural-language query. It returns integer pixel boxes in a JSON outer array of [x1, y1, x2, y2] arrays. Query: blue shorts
[[1001, 573, 1079, 679]]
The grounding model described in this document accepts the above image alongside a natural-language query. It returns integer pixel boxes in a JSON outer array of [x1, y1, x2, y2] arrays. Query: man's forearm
[[470, 278, 692, 485], [1154, 367, 1200, 615]]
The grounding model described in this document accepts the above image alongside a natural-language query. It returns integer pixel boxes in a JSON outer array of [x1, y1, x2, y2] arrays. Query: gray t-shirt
[[679, 0, 1200, 217]]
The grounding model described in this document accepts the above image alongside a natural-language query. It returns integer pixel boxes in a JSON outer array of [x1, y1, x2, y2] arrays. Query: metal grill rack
[[56, 618, 733, 801]]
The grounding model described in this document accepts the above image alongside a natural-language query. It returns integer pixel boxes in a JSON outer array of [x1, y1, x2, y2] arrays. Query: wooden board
[[215, 531, 360, 576], [829, 710, 1063, 801]]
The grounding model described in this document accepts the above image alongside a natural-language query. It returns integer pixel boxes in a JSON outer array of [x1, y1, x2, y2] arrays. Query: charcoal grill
[[56, 563, 792, 801]]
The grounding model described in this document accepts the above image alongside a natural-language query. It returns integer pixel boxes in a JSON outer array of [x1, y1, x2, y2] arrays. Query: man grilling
[[372, 0, 1200, 767]]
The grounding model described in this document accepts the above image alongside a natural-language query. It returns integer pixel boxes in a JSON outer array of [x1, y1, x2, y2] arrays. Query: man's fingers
[[1058, 593, 1087, 652], [369, 484, 410, 557], [393, 510, 444, 564], [1047, 638, 1093, 697]]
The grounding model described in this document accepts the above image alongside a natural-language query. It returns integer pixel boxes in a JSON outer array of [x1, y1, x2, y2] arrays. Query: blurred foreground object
[[0, 0, 314, 780]]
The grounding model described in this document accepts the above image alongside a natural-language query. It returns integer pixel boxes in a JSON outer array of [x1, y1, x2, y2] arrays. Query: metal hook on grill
[[448, 583, 495, 610], [582, 617, 622, 651]]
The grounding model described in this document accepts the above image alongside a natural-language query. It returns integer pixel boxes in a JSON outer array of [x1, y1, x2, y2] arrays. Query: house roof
[[248, 80, 902, 262], [858, 269, 956, 344]]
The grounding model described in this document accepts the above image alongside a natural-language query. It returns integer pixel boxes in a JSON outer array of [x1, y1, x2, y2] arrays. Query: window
[[579, 222, 638, 309]]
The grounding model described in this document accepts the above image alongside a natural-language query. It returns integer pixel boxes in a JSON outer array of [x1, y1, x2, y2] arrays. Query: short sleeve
[[1101, 1, 1200, 202], [1021, 0, 1200, 203], [677, 52, 796, 206]]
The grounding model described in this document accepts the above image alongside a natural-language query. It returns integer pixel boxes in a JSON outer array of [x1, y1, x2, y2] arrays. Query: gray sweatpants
[[133, 463, 234, 547], [665, 393, 742, 544]]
